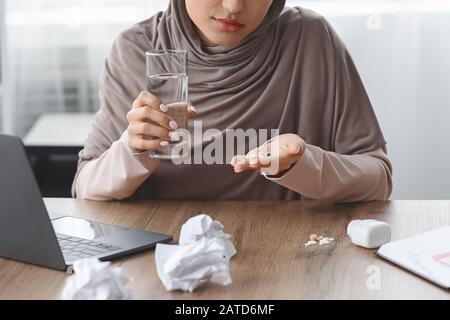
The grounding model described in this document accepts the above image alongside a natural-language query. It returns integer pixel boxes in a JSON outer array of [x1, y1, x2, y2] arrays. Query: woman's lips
[[213, 18, 244, 32]]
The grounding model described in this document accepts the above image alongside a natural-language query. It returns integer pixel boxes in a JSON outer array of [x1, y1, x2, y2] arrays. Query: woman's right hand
[[126, 91, 178, 152]]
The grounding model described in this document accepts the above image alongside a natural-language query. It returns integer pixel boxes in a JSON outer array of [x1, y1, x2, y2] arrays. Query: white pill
[[305, 240, 318, 247]]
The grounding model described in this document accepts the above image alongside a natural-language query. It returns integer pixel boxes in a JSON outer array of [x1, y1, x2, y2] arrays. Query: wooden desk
[[1, 199, 449, 300]]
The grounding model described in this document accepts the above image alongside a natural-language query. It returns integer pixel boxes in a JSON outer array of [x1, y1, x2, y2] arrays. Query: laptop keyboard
[[56, 234, 121, 262]]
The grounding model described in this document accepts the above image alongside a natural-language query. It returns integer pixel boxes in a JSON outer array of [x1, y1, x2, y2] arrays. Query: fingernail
[[190, 105, 197, 113], [169, 131, 180, 141], [160, 104, 168, 113], [160, 141, 169, 147], [169, 121, 178, 130]]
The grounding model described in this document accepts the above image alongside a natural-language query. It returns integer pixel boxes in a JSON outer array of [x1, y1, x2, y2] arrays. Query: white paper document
[[378, 226, 450, 289]]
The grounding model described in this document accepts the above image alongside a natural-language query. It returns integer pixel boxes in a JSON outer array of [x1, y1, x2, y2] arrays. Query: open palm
[[230, 134, 306, 176]]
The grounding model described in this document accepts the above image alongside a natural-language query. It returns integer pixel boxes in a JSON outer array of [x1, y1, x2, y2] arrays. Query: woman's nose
[[222, 0, 245, 15]]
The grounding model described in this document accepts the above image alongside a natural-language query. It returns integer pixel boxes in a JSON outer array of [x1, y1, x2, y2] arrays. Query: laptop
[[377, 226, 450, 289], [0, 134, 172, 272]]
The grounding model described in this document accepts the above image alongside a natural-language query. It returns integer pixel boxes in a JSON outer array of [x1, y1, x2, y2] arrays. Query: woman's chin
[[212, 37, 244, 48], [201, 31, 246, 48]]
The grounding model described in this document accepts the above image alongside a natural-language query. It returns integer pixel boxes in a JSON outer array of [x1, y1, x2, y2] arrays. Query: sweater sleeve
[[75, 131, 160, 201], [265, 145, 393, 203], [72, 25, 154, 199]]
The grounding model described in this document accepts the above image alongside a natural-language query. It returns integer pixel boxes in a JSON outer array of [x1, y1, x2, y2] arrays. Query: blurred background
[[0, 0, 449, 199]]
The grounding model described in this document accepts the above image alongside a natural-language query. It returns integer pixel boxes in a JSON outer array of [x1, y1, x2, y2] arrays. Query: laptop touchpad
[[52, 217, 128, 240]]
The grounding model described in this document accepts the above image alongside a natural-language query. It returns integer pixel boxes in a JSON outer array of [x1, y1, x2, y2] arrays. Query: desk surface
[[23, 113, 95, 147], [1, 199, 449, 300]]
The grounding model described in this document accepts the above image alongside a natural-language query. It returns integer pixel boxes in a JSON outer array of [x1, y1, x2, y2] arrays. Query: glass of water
[[146, 50, 189, 160]]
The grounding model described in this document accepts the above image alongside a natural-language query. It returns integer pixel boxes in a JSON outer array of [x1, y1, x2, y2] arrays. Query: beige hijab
[[74, 0, 386, 200]]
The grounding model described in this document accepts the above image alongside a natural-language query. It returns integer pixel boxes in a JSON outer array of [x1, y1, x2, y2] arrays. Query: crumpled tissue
[[179, 214, 237, 259], [62, 258, 133, 300], [155, 214, 236, 293]]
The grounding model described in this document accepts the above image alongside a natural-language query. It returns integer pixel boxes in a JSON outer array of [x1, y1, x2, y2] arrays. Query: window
[[0, 0, 6, 131], [4, 0, 168, 135]]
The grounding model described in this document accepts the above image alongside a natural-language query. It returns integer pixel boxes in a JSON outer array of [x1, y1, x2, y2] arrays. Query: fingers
[[128, 92, 172, 152], [249, 146, 272, 165], [129, 92, 205, 153], [231, 150, 269, 173], [129, 106, 177, 131], [232, 145, 270, 164], [131, 92, 177, 128], [128, 122, 171, 140], [132, 91, 161, 109], [187, 103, 197, 118], [231, 155, 249, 173], [128, 137, 167, 152], [231, 135, 304, 173]]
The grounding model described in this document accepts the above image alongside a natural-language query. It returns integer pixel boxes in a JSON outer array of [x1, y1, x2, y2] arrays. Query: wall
[[305, 2, 450, 199]]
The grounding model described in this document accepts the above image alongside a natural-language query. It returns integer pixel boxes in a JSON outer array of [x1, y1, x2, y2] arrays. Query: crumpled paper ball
[[62, 258, 133, 300], [156, 238, 231, 293], [179, 214, 237, 259], [155, 214, 236, 293]]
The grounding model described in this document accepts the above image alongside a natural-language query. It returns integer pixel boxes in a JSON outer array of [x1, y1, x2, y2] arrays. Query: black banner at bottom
[[0, 300, 445, 318]]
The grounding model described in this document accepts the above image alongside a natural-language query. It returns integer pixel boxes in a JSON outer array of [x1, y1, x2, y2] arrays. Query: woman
[[73, 0, 392, 202]]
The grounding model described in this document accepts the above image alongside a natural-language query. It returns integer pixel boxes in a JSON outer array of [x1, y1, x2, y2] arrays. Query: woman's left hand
[[230, 134, 307, 176]]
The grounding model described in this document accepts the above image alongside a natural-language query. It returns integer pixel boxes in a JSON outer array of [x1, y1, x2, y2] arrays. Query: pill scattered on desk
[[305, 240, 318, 247], [305, 234, 335, 247]]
